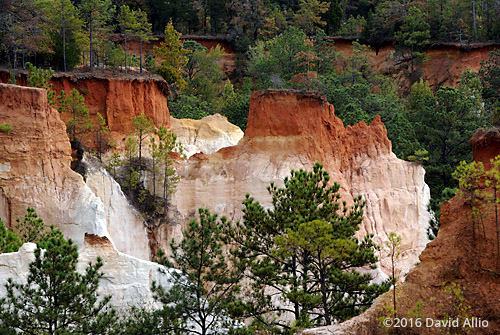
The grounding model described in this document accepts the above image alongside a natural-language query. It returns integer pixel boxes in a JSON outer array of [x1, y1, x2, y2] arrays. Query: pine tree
[[293, 0, 330, 36], [153, 208, 243, 335], [107, 152, 123, 178], [394, 6, 430, 84], [0, 234, 116, 334], [26, 62, 56, 107], [134, 9, 154, 74], [154, 20, 190, 89], [42, 0, 85, 72], [230, 162, 387, 329], [118, 5, 138, 74], [385, 232, 402, 316], [124, 137, 139, 198], [156, 127, 183, 215], [131, 113, 155, 170], [91, 112, 109, 159], [80, 0, 115, 72], [58, 89, 91, 143], [0, 218, 21, 253]]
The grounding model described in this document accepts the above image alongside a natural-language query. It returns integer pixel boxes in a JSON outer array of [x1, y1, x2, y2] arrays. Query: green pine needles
[[0, 210, 116, 334]]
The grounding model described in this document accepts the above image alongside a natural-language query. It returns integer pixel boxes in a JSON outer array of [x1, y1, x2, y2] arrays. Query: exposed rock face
[[0, 83, 150, 260], [0, 83, 103, 242], [311, 39, 499, 93], [299, 128, 500, 335], [170, 114, 244, 158], [0, 236, 172, 311], [50, 74, 170, 133], [84, 155, 150, 260], [165, 90, 431, 278], [0, 70, 171, 134]]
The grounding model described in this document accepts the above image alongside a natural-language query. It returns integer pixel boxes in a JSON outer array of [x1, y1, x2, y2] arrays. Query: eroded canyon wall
[[0, 83, 150, 260], [0, 235, 172, 311], [0, 70, 171, 134], [170, 114, 244, 158], [299, 128, 500, 335], [164, 90, 431, 278]]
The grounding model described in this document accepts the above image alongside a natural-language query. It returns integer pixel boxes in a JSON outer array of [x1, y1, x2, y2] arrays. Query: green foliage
[[0, 218, 21, 253], [440, 282, 472, 334], [323, 0, 342, 35], [58, 88, 91, 142], [459, 68, 484, 115], [117, 5, 137, 73], [487, 156, 500, 266], [107, 152, 123, 178], [79, 0, 115, 71], [91, 112, 109, 159], [26, 62, 56, 106], [479, 49, 500, 116], [154, 21, 190, 89], [231, 163, 387, 329], [169, 94, 211, 119], [385, 232, 402, 314], [124, 136, 138, 197], [153, 208, 243, 334], [0, 207, 68, 254], [219, 80, 251, 130], [338, 15, 366, 37], [453, 160, 487, 243], [408, 149, 429, 163], [248, 26, 309, 86], [427, 187, 457, 240], [184, 45, 225, 105], [0, 124, 12, 134], [408, 81, 486, 200], [15, 207, 46, 244], [41, 0, 85, 71], [131, 113, 155, 170], [0, 233, 116, 334], [159, 127, 182, 214], [293, 0, 330, 36], [183, 40, 208, 82], [274, 219, 382, 325], [134, 8, 155, 74], [362, 1, 404, 47], [394, 6, 430, 84]]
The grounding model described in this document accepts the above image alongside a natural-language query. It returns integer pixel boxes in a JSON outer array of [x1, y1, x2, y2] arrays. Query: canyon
[[120, 36, 499, 93], [165, 90, 431, 279], [0, 77, 431, 311], [299, 128, 500, 335]]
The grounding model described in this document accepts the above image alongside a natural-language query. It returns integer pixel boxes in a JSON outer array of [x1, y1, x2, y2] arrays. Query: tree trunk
[[138, 130, 142, 170], [319, 259, 331, 325], [392, 249, 397, 313], [124, 31, 128, 74], [89, 19, 93, 72], [292, 254, 300, 321], [139, 39, 143, 74], [495, 189, 499, 267], [472, 0, 477, 42], [62, 0, 67, 72]]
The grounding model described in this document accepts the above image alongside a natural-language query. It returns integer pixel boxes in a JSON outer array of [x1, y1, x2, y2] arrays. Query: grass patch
[[0, 124, 12, 134]]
